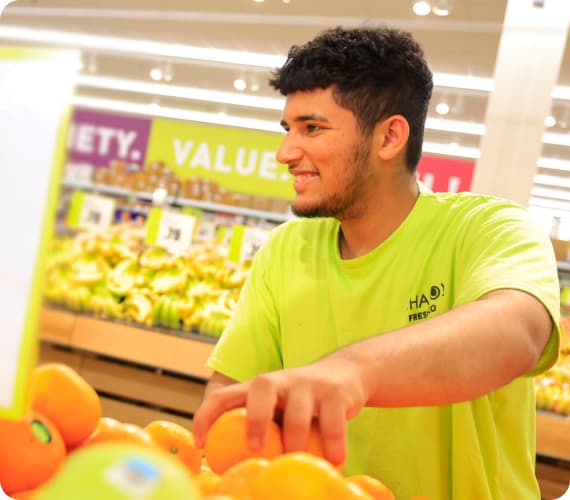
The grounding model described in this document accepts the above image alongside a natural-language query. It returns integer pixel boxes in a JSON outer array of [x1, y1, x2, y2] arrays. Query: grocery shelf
[[39, 306, 214, 380], [61, 178, 292, 223]]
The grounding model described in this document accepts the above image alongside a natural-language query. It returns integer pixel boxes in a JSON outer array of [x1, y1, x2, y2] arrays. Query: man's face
[[277, 87, 376, 219]]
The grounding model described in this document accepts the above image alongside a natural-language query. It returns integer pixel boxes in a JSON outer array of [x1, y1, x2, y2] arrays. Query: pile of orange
[[0, 363, 205, 499], [196, 407, 402, 500], [0, 363, 432, 500]]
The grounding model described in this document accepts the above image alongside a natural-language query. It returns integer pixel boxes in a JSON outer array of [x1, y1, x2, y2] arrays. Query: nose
[[276, 132, 303, 166]]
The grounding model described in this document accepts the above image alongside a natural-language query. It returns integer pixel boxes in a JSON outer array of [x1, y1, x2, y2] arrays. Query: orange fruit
[[344, 482, 375, 499], [10, 489, 40, 499], [302, 420, 346, 469], [81, 417, 154, 448], [145, 419, 203, 474], [347, 475, 395, 500], [250, 452, 346, 500], [194, 468, 222, 495], [216, 457, 270, 499], [0, 410, 65, 495], [30, 363, 101, 448], [204, 408, 283, 474]]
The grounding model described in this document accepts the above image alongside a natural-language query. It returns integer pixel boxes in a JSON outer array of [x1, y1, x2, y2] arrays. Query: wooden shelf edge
[[39, 307, 214, 380], [537, 411, 570, 461], [39, 307, 76, 344]]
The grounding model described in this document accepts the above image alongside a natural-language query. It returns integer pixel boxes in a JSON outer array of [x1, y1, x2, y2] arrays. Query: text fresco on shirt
[[408, 283, 446, 323]]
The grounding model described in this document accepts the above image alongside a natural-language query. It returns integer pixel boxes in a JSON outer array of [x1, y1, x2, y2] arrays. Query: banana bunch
[[69, 254, 110, 286], [86, 282, 122, 319], [90, 294, 123, 319], [62, 285, 92, 313], [108, 259, 139, 296], [123, 292, 154, 326], [140, 246, 176, 271], [43, 282, 67, 305], [149, 267, 188, 294], [152, 293, 186, 330], [197, 298, 234, 339], [219, 267, 249, 289]]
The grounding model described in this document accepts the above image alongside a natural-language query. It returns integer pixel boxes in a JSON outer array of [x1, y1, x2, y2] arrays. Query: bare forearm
[[327, 290, 553, 408]]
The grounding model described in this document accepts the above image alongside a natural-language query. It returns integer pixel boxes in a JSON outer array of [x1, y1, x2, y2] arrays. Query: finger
[[245, 374, 279, 450], [193, 383, 250, 448], [318, 394, 347, 466], [282, 386, 314, 453]]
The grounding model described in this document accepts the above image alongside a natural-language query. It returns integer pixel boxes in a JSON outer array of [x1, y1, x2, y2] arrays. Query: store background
[[2, 0, 570, 233], [0, 1, 569, 499]]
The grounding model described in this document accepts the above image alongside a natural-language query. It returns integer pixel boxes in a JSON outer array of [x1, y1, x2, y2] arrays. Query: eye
[[306, 123, 322, 133]]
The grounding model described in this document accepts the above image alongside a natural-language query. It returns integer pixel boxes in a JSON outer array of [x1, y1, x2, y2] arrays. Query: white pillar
[[470, 0, 570, 206]]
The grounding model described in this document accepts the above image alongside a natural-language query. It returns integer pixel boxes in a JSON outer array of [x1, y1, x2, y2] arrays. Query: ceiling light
[[537, 157, 570, 171], [0, 26, 286, 69], [425, 117, 485, 135], [432, 0, 451, 16], [529, 197, 570, 211], [412, 1, 431, 16], [233, 78, 247, 91], [253, 0, 264, 2], [552, 85, 570, 100], [543, 131, 570, 147], [432, 73, 494, 92], [5, 24, 570, 105], [422, 141, 480, 159], [149, 67, 163, 81], [70, 95, 283, 133], [75, 75, 285, 110], [531, 186, 570, 201], [432, 7, 450, 15], [250, 81, 260, 92], [435, 102, 450, 115], [544, 115, 556, 127], [534, 174, 570, 188]]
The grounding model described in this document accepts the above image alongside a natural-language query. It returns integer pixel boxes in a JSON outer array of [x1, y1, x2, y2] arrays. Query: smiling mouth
[[293, 173, 318, 182]]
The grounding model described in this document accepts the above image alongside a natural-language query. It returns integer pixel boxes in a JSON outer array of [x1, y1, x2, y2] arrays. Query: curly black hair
[[269, 26, 433, 172]]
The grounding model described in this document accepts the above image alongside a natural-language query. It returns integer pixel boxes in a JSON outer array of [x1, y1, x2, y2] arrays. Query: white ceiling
[[2, 0, 570, 231]]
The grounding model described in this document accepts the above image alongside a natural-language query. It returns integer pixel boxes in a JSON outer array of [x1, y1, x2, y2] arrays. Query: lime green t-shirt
[[207, 188, 561, 500]]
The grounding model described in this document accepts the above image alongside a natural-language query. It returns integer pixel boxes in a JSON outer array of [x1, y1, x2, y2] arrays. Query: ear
[[374, 115, 410, 161]]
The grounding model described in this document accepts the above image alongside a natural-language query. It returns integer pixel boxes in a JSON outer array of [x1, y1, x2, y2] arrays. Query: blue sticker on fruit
[[104, 456, 160, 498]]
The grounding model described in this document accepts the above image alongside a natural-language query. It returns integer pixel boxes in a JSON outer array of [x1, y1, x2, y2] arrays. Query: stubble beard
[[291, 140, 373, 219]]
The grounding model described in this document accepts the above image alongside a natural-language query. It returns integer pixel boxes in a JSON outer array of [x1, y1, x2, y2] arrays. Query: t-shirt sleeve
[[455, 201, 561, 376], [206, 233, 283, 382]]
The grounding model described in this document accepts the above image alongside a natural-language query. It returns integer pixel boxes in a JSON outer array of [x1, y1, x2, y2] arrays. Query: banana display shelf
[[42, 224, 250, 342]]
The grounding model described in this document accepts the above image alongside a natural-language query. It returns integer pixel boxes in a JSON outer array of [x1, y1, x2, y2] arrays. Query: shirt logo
[[408, 284, 445, 323]]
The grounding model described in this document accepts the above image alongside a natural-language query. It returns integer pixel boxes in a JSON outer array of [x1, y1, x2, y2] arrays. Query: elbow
[[515, 315, 553, 377]]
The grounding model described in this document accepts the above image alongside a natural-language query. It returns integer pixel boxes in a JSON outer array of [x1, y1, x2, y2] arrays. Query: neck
[[338, 175, 419, 259]]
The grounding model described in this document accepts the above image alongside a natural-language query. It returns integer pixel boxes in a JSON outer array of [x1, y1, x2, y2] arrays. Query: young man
[[193, 27, 560, 499]]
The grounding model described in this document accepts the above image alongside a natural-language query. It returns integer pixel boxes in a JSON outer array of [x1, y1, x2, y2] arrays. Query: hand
[[192, 355, 368, 466]]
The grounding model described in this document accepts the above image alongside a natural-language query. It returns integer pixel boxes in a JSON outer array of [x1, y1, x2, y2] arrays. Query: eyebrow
[[280, 113, 330, 128]]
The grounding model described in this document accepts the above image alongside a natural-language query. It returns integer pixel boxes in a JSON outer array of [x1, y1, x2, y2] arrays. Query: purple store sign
[[67, 108, 152, 167]]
